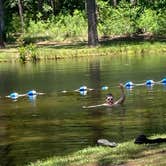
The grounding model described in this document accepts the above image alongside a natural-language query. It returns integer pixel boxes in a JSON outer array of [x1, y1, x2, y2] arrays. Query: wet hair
[[106, 93, 114, 98]]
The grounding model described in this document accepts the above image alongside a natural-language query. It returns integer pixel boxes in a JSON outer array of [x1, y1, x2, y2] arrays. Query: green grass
[[0, 40, 166, 62], [27, 134, 166, 166], [37, 41, 166, 60], [0, 47, 18, 62]]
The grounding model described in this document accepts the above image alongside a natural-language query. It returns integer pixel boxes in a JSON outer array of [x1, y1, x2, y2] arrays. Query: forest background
[[0, 0, 165, 48]]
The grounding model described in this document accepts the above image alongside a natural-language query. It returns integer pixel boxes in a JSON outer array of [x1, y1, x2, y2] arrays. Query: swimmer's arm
[[83, 103, 108, 109], [114, 95, 125, 105], [114, 83, 125, 105]]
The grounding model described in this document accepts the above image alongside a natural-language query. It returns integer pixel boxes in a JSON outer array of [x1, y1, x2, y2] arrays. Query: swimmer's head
[[106, 93, 114, 105]]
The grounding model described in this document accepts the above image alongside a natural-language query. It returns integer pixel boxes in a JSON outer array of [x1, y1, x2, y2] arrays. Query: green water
[[0, 55, 166, 165]]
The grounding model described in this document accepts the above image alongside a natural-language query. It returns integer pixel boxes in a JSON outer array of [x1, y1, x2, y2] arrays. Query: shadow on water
[[88, 58, 103, 144], [0, 144, 14, 166]]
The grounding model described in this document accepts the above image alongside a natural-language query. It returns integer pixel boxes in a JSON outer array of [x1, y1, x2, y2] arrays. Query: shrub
[[26, 44, 39, 62], [18, 44, 38, 62], [97, 0, 140, 36], [18, 46, 28, 62], [24, 10, 87, 42], [157, 10, 166, 35], [138, 9, 159, 34]]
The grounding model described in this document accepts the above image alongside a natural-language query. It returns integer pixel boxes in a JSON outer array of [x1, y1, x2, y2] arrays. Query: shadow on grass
[[5, 34, 166, 50], [101, 34, 166, 47], [37, 34, 166, 50], [24, 36, 52, 44]]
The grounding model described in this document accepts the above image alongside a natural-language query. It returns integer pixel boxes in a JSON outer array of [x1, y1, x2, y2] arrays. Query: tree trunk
[[113, 0, 117, 6], [50, 0, 56, 16], [86, 0, 98, 46], [37, 0, 43, 13], [130, 0, 137, 5], [18, 0, 24, 33], [0, 0, 5, 48]]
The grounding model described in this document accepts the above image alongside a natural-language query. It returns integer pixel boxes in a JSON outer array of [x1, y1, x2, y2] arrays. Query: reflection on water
[[0, 55, 166, 165]]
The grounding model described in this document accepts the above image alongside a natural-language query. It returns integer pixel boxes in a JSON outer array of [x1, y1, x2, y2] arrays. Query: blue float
[[27, 90, 37, 96], [28, 94, 37, 101], [124, 81, 134, 88], [2, 77, 166, 101], [101, 86, 109, 90], [145, 80, 155, 86], [8, 92, 19, 99], [79, 86, 87, 92], [80, 90, 87, 96], [161, 78, 166, 84]]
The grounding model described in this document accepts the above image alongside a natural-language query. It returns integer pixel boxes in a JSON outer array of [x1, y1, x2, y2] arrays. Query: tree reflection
[[88, 58, 105, 144]]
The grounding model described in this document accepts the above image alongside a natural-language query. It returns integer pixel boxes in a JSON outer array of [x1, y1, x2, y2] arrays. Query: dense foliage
[[2, 0, 166, 43]]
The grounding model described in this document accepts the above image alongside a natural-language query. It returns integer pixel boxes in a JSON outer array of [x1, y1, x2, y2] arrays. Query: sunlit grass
[[27, 134, 166, 166], [0, 41, 165, 62], [0, 47, 18, 61], [37, 42, 166, 60]]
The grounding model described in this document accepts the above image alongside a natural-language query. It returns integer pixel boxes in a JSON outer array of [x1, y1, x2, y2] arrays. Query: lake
[[0, 54, 166, 165]]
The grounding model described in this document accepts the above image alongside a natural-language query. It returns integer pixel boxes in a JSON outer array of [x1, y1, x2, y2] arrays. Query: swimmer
[[83, 83, 125, 108], [104, 83, 125, 106]]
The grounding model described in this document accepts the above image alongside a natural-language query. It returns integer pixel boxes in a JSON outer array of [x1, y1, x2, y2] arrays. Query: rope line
[[3, 78, 166, 100]]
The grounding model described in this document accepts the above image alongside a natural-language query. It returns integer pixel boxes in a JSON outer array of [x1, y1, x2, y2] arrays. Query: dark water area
[[0, 54, 166, 165]]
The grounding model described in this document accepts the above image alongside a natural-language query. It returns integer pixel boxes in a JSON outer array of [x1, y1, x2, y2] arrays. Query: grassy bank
[[0, 39, 166, 62], [0, 47, 18, 62], [37, 41, 166, 60], [27, 134, 166, 166]]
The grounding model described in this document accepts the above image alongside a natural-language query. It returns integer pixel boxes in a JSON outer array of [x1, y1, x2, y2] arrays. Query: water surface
[[0, 54, 166, 165]]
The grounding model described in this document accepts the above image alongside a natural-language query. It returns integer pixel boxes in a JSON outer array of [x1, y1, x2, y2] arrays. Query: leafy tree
[[62, 0, 85, 13], [1, 0, 166, 43], [138, 9, 158, 34], [138, 8, 166, 35], [138, 0, 166, 10], [98, 1, 141, 36]]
